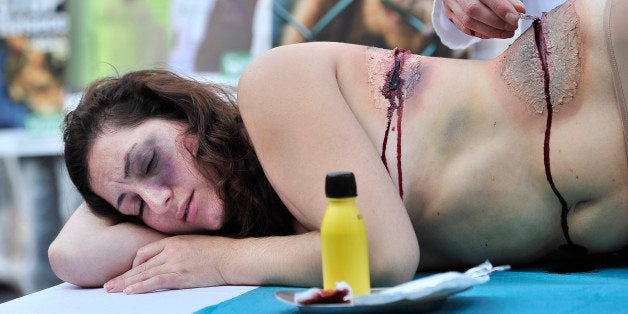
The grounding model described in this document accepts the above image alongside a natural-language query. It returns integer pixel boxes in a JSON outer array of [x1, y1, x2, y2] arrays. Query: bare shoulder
[[237, 42, 372, 131], [239, 42, 367, 87]]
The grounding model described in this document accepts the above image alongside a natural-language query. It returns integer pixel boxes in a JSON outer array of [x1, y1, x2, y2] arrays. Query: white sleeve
[[432, 0, 481, 50], [524, 0, 566, 16], [431, 0, 566, 51]]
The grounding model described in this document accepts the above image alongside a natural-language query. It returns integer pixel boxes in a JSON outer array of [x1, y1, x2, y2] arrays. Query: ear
[[183, 134, 199, 157]]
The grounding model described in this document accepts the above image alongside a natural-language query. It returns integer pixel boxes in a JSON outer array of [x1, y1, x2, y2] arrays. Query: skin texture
[[367, 47, 423, 111], [498, 0, 581, 116], [49, 0, 627, 295]]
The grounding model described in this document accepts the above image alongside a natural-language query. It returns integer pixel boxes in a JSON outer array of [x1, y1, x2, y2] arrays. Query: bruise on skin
[[434, 106, 472, 155], [498, 0, 581, 115], [366, 46, 422, 110]]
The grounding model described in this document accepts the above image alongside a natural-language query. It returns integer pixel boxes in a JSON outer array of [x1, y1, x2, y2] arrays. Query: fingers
[[443, 0, 521, 39], [104, 258, 165, 293], [122, 271, 179, 295], [132, 241, 165, 268], [505, 0, 527, 14], [480, 0, 521, 26], [102, 236, 224, 294]]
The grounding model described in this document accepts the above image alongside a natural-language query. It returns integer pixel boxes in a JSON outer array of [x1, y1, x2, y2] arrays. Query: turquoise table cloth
[[196, 254, 627, 314]]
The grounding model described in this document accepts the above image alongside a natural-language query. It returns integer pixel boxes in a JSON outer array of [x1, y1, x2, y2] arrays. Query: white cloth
[[432, 0, 566, 50], [0, 283, 256, 314]]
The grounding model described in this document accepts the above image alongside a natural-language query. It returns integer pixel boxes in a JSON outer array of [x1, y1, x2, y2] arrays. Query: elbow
[[48, 239, 107, 288], [48, 239, 76, 285], [370, 241, 420, 287]]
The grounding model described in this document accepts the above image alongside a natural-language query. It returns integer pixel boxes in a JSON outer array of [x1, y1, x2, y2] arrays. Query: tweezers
[[519, 13, 540, 20]]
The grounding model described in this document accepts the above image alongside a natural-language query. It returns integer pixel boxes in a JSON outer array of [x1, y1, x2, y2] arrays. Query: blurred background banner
[[272, 0, 464, 58], [66, 0, 266, 90], [0, 0, 68, 129], [64, 0, 465, 93], [0, 0, 75, 303], [66, 0, 171, 90]]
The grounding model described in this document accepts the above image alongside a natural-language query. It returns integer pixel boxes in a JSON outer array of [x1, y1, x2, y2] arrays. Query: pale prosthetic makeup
[[499, 0, 581, 115], [366, 46, 423, 110]]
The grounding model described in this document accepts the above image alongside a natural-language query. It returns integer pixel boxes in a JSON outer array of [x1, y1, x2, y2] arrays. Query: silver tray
[[274, 287, 468, 313]]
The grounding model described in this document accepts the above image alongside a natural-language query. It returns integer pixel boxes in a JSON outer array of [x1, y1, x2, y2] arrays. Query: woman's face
[[87, 119, 225, 234]]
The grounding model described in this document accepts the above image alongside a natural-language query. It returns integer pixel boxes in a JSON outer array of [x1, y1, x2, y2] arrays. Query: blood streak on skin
[[381, 48, 408, 198], [533, 16, 586, 256]]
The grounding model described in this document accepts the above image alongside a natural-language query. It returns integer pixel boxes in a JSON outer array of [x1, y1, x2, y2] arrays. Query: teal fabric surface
[[194, 256, 627, 314], [194, 286, 303, 314]]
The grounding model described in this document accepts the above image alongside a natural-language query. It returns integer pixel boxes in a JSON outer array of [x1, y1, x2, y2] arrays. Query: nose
[[137, 183, 173, 215]]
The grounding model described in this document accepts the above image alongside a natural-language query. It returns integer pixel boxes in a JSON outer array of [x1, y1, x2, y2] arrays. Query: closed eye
[[145, 150, 157, 175], [138, 198, 145, 218]]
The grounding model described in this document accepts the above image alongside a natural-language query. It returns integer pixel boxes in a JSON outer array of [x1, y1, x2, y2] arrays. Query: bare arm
[[48, 202, 166, 287], [103, 231, 323, 294], [50, 203, 322, 292]]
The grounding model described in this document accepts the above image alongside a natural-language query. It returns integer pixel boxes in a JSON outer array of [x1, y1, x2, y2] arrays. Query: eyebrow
[[116, 143, 137, 210]]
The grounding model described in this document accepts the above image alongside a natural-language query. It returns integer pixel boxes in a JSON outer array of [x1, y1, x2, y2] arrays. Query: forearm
[[102, 221, 416, 293], [48, 203, 166, 287], [219, 231, 415, 288], [220, 232, 322, 287]]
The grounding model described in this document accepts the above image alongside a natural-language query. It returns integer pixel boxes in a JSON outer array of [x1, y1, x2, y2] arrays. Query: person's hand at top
[[442, 0, 527, 39]]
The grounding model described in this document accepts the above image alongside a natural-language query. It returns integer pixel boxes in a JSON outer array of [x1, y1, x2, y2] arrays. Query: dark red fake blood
[[381, 48, 407, 198], [297, 288, 350, 305], [532, 18, 587, 256]]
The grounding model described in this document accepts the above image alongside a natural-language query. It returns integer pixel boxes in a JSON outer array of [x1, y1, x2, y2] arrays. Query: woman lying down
[[50, 0, 627, 295]]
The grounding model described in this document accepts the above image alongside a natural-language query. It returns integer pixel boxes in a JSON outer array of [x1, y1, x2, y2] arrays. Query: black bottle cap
[[325, 172, 357, 198]]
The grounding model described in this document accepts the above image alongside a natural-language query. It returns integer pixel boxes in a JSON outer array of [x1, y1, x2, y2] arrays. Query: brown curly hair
[[63, 70, 294, 238]]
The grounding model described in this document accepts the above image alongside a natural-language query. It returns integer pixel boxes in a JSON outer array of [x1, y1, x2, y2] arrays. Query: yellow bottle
[[321, 172, 371, 296]]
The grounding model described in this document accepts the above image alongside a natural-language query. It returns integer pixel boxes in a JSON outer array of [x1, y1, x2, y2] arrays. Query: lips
[[185, 191, 197, 223], [183, 205, 189, 222], [177, 192, 193, 221]]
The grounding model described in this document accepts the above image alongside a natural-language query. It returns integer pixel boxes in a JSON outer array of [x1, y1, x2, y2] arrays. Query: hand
[[103, 235, 230, 294], [442, 0, 526, 39]]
